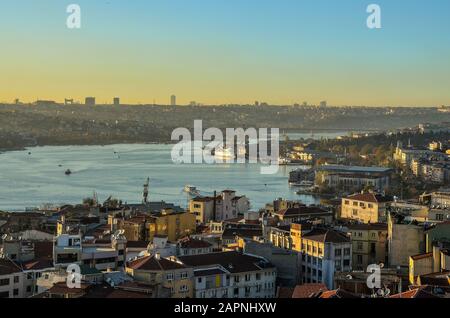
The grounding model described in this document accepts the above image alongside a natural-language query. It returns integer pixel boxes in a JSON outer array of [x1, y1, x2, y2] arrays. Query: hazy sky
[[1, 0, 450, 106]]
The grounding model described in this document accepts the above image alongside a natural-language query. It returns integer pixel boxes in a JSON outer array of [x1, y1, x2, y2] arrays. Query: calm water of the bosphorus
[[0, 144, 320, 211]]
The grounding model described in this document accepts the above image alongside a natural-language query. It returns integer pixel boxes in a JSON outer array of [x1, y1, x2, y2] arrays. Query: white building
[[298, 228, 352, 290], [0, 259, 24, 298], [53, 233, 127, 271], [178, 251, 277, 298]]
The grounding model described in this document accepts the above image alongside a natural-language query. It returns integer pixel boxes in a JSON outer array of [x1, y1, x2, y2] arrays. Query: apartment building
[[0, 259, 24, 298], [53, 232, 127, 271], [189, 190, 250, 223], [271, 206, 333, 225], [347, 223, 388, 270], [126, 253, 194, 298], [298, 228, 352, 290], [115, 209, 196, 242], [341, 192, 393, 224], [178, 251, 277, 298], [387, 213, 426, 268]]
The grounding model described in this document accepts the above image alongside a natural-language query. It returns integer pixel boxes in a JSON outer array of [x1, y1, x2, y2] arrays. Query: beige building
[[347, 223, 388, 270], [409, 246, 450, 285], [189, 197, 215, 224], [341, 192, 393, 224], [388, 213, 426, 268], [126, 254, 194, 298]]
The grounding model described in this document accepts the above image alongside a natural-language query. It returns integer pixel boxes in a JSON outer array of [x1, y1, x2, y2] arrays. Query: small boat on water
[[296, 186, 319, 195], [214, 146, 235, 161], [184, 185, 200, 196], [65, 169, 72, 175], [289, 180, 314, 187]]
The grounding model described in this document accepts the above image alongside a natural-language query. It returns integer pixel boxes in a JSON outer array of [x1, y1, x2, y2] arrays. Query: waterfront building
[[315, 165, 392, 193]]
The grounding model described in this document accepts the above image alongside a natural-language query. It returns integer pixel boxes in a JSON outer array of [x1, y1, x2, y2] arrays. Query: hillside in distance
[[1, 103, 449, 150]]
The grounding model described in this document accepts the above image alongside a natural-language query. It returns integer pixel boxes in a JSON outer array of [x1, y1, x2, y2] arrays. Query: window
[[335, 260, 341, 271], [368, 204, 373, 209], [344, 200, 350, 205], [13, 289, 19, 296], [234, 276, 240, 283], [256, 273, 261, 280], [26, 286, 32, 293], [0, 291, 9, 298], [318, 247, 323, 254], [343, 260, 350, 267], [357, 255, 363, 265], [179, 285, 189, 292], [181, 272, 188, 279], [14, 276, 19, 283], [357, 242, 363, 250], [245, 274, 251, 282], [352, 209, 358, 216], [166, 273, 174, 281], [335, 249, 342, 256], [234, 288, 239, 296], [313, 246, 317, 253], [344, 248, 351, 256]]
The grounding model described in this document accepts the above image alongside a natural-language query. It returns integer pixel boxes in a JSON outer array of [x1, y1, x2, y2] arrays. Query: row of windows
[[344, 200, 374, 209], [167, 271, 189, 281]]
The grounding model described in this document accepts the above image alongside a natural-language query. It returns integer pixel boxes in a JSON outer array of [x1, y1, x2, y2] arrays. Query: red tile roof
[[410, 253, 433, 261], [0, 258, 22, 275], [179, 251, 274, 274], [346, 193, 393, 203], [127, 255, 187, 271], [390, 287, 440, 298], [317, 288, 359, 298], [292, 283, 328, 298], [302, 228, 350, 243], [179, 238, 212, 249]]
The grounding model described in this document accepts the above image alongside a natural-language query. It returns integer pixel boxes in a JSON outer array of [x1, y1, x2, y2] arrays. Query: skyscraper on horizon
[[171, 95, 177, 106], [85, 97, 96, 106]]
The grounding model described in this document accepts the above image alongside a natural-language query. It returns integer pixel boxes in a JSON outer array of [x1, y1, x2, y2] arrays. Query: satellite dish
[[379, 262, 385, 269]]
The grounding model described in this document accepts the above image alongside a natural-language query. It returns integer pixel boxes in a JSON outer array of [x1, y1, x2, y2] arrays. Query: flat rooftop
[[317, 165, 392, 174]]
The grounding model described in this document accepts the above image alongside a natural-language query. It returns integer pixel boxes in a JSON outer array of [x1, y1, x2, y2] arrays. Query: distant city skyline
[[1, 0, 450, 106]]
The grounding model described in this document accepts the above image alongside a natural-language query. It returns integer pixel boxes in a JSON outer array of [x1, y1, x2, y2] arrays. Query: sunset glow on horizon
[[1, 0, 450, 106]]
